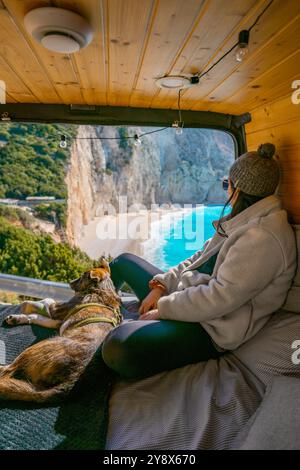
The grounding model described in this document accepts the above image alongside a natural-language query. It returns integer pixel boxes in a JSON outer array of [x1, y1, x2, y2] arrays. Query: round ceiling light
[[24, 7, 93, 54], [155, 76, 192, 89], [41, 34, 80, 54]]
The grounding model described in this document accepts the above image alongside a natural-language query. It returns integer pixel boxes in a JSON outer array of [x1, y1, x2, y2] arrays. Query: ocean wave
[[142, 205, 223, 270]]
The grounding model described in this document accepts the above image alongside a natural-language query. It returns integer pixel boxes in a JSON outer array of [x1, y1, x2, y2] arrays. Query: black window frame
[[0, 104, 250, 159]]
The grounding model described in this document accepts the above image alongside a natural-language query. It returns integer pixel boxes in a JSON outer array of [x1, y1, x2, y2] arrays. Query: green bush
[[0, 217, 95, 283], [118, 127, 131, 150], [0, 206, 35, 229], [0, 123, 77, 199], [34, 202, 67, 227]]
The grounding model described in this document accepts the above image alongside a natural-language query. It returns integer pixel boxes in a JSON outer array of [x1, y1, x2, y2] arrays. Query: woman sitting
[[102, 143, 297, 380]]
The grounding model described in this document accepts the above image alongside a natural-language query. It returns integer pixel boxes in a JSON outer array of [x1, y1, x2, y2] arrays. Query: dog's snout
[[69, 277, 81, 291]]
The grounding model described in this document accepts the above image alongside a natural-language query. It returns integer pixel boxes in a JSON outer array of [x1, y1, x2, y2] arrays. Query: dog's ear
[[90, 268, 107, 280], [98, 257, 111, 273]]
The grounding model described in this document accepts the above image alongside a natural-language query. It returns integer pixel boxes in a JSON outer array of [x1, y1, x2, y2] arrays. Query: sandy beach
[[77, 207, 194, 261]]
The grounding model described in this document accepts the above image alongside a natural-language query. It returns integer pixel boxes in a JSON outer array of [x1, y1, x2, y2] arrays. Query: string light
[[172, 120, 184, 135], [59, 135, 67, 148], [58, 126, 170, 148], [172, 88, 184, 135], [1, 112, 11, 122], [55, 1, 274, 149], [235, 30, 249, 63], [195, 0, 274, 80], [133, 134, 142, 147]]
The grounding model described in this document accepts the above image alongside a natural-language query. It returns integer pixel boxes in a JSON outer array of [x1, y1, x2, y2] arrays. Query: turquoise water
[[143, 205, 228, 271]]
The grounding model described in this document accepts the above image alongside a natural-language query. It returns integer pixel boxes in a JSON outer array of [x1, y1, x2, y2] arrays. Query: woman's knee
[[101, 326, 142, 379], [110, 252, 144, 274], [111, 252, 140, 265]]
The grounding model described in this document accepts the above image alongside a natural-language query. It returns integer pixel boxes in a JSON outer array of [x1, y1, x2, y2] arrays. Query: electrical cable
[[248, 0, 274, 32], [196, 0, 274, 80], [178, 88, 183, 123], [60, 0, 274, 146], [72, 126, 170, 142]]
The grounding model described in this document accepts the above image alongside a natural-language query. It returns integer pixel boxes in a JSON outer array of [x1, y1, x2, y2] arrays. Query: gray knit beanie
[[229, 143, 280, 197]]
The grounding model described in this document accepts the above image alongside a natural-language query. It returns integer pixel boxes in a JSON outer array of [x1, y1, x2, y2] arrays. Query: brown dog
[[0, 259, 122, 403]]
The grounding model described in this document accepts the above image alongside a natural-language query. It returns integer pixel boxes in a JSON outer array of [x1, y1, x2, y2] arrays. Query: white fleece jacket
[[154, 196, 297, 350]]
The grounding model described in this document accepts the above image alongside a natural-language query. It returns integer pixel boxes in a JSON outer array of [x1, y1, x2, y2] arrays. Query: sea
[[142, 205, 228, 271]]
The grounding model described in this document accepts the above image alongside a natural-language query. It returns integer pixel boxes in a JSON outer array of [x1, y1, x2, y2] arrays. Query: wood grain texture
[[63, 0, 109, 105], [0, 0, 298, 111], [0, 5, 59, 103], [174, 0, 300, 110], [129, 0, 206, 108], [246, 96, 300, 223], [3, 0, 83, 104], [107, 0, 155, 107]]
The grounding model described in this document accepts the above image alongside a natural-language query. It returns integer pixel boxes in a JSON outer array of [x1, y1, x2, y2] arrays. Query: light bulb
[[235, 45, 249, 63], [172, 120, 184, 135], [133, 134, 142, 147], [1, 112, 10, 121], [59, 135, 67, 148], [236, 29, 250, 63]]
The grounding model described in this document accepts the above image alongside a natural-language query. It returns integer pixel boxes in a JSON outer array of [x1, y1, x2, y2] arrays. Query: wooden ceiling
[[0, 0, 299, 114]]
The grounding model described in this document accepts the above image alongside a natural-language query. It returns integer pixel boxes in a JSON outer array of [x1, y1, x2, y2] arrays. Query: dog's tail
[[0, 375, 67, 403]]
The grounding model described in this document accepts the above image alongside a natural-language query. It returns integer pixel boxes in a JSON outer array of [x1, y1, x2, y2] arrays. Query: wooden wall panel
[[3, 0, 85, 104], [0, 55, 36, 103], [246, 95, 300, 223], [0, 0, 299, 111], [62, 0, 109, 105], [149, 0, 258, 109], [0, 5, 60, 103], [106, 0, 155, 107], [181, 0, 300, 111], [128, 0, 206, 108], [207, 11, 300, 113]]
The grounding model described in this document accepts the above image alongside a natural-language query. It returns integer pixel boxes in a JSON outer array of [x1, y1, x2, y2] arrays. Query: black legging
[[102, 253, 223, 379]]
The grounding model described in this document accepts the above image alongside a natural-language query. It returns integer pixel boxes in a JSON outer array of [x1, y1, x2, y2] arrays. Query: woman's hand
[[139, 309, 160, 321], [138, 287, 164, 315]]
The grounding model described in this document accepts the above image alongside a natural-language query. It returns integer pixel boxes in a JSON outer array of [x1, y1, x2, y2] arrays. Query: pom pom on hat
[[257, 143, 276, 159]]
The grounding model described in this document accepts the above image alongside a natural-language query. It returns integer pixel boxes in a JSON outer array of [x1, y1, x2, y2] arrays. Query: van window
[[0, 123, 235, 297]]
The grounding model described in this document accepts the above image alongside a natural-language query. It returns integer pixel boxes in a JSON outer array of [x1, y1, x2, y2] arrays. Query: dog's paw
[[20, 301, 39, 315], [5, 314, 30, 326]]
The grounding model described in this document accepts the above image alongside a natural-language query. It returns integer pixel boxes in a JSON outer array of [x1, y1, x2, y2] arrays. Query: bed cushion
[[107, 309, 300, 450], [236, 376, 300, 450], [291, 225, 300, 286], [282, 224, 300, 313], [234, 309, 300, 387], [107, 356, 263, 450]]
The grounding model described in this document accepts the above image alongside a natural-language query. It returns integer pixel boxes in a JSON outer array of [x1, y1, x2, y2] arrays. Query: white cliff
[[66, 125, 234, 252]]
